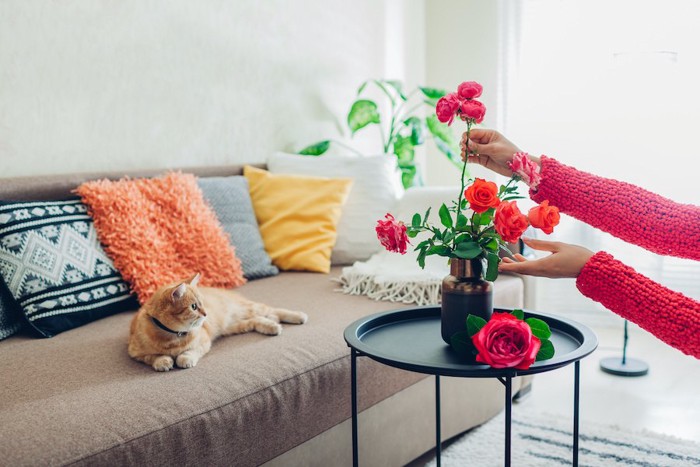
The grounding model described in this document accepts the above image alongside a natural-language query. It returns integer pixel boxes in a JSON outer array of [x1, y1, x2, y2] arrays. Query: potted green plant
[[298, 79, 464, 188]]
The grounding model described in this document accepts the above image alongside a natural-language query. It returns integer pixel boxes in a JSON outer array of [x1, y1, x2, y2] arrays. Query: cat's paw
[[260, 322, 283, 336], [176, 353, 199, 369], [152, 356, 174, 372], [292, 312, 308, 324]]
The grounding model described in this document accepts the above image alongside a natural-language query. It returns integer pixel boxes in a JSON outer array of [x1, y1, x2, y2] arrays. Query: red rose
[[460, 99, 486, 123], [435, 93, 460, 125], [457, 81, 483, 99], [472, 313, 541, 369], [464, 178, 500, 213], [494, 201, 528, 243], [528, 200, 560, 234], [375, 213, 409, 254]]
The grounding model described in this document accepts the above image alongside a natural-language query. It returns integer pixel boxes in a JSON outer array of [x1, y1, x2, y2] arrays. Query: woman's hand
[[498, 238, 595, 278], [460, 128, 539, 177]]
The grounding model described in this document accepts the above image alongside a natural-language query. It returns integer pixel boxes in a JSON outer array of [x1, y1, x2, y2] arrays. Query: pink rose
[[457, 81, 483, 100], [508, 152, 542, 188], [528, 200, 560, 234], [472, 313, 541, 369], [494, 201, 528, 244], [435, 93, 460, 125], [459, 99, 486, 124], [376, 213, 409, 254]]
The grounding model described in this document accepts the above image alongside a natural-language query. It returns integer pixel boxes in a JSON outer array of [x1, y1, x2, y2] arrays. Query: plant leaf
[[536, 339, 555, 361], [412, 213, 421, 228], [347, 99, 380, 134], [393, 135, 415, 165], [403, 116, 425, 145], [427, 244, 452, 257], [298, 140, 330, 156], [417, 248, 427, 269], [419, 86, 448, 101], [456, 213, 468, 229], [399, 164, 417, 189], [466, 314, 488, 337], [383, 79, 407, 100], [426, 115, 463, 169], [511, 309, 525, 320], [454, 241, 481, 259], [439, 203, 453, 229], [526, 318, 552, 340], [485, 252, 500, 281]]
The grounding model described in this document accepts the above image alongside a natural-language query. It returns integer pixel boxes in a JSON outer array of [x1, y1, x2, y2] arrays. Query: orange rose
[[528, 200, 560, 234], [464, 178, 500, 213], [494, 201, 528, 243]]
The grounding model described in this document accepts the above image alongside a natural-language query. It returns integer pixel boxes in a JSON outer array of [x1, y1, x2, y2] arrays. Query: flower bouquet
[[375, 81, 560, 369]]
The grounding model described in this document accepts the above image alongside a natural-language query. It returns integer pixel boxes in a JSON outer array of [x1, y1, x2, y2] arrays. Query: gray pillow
[[0, 287, 22, 340], [198, 176, 278, 280]]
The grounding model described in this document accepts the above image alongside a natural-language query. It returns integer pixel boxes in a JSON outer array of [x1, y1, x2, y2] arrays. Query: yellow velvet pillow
[[244, 166, 353, 273]]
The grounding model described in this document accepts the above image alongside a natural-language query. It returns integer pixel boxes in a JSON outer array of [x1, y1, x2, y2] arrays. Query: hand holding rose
[[461, 128, 541, 179], [499, 238, 595, 279]]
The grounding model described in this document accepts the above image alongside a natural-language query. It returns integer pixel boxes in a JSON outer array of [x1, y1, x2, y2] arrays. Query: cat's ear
[[171, 283, 187, 301], [189, 272, 201, 287]]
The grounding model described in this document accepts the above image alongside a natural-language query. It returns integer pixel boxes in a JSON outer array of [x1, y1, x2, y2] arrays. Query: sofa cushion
[[198, 176, 279, 280], [77, 172, 246, 303], [267, 152, 403, 265], [0, 199, 138, 337], [0, 268, 524, 466], [243, 166, 353, 273]]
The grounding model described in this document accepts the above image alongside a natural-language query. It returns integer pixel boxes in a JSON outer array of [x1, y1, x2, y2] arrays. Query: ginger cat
[[128, 273, 308, 371]]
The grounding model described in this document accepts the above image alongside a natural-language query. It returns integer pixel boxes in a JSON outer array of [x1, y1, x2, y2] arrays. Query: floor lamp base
[[599, 357, 649, 377]]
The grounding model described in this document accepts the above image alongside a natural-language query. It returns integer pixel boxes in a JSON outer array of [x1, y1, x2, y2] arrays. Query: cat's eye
[[191, 303, 198, 311]]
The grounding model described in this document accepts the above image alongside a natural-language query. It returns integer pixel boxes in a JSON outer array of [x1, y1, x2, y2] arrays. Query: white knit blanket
[[334, 249, 449, 306]]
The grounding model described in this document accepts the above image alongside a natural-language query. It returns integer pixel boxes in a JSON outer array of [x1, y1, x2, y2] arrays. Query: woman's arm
[[576, 251, 700, 359], [532, 156, 700, 261]]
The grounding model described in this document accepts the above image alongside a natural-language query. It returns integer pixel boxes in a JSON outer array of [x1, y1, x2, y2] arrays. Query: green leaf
[[536, 339, 555, 361], [454, 241, 481, 259], [424, 207, 432, 224], [450, 330, 473, 355], [438, 203, 452, 229], [481, 238, 499, 252], [417, 248, 427, 269], [419, 86, 448, 101], [456, 213, 468, 229], [511, 309, 525, 320], [485, 252, 500, 281], [427, 244, 452, 257], [411, 213, 421, 228], [399, 164, 417, 189], [526, 318, 552, 340], [347, 100, 380, 134], [393, 135, 415, 165], [466, 314, 488, 337], [426, 115, 463, 169], [403, 116, 425, 145], [443, 230, 455, 244], [406, 229, 418, 238], [298, 140, 330, 156], [413, 239, 430, 251], [357, 80, 369, 95]]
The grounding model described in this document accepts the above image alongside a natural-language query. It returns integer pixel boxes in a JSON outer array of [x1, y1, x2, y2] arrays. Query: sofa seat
[[0, 265, 525, 466]]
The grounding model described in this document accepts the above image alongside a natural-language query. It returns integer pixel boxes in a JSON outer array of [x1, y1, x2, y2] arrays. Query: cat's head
[[148, 273, 207, 334]]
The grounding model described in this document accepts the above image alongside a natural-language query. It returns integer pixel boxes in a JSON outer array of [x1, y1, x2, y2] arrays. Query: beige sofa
[[0, 166, 530, 467]]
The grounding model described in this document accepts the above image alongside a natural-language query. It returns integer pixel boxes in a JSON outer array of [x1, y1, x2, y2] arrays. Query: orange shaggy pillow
[[77, 172, 245, 304]]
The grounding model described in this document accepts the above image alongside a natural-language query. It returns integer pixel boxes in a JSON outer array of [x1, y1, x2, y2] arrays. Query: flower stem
[[454, 122, 471, 249]]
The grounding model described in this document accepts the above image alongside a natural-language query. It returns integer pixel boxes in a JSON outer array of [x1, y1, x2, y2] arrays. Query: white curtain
[[501, 0, 700, 325]]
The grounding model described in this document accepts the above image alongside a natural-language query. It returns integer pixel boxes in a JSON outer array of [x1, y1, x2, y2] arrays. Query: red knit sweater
[[531, 157, 700, 359]]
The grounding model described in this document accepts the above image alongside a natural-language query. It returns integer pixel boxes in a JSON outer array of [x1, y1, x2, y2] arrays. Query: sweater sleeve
[[576, 251, 700, 359], [530, 156, 700, 261]]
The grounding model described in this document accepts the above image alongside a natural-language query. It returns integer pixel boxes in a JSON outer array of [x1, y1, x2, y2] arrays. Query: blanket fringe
[[333, 271, 442, 306]]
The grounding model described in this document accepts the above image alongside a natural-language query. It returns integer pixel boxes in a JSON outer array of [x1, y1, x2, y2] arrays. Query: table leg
[[351, 349, 358, 467], [504, 375, 512, 467], [573, 360, 580, 467], [435, 375, 441, 467]]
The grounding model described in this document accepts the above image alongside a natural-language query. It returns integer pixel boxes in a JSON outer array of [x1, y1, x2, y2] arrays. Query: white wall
[[424, 0, 504, 186], [0, 0, 426, 177]]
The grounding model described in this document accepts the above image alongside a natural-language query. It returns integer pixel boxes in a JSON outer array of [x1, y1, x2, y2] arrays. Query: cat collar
[[151, 317, 188, 337]]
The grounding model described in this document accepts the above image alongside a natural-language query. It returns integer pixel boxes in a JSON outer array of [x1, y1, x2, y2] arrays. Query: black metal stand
[[600, 320, 649, 377]]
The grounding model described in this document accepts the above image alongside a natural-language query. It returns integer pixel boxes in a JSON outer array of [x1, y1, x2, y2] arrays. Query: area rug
[[426, 407, 700, 466]]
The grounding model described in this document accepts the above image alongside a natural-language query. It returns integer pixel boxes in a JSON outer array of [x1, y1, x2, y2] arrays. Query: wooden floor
[[407, 321, 700, 465]]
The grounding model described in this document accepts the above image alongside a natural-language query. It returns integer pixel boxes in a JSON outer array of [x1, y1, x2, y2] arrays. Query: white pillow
[[267, 152, 404, 264]]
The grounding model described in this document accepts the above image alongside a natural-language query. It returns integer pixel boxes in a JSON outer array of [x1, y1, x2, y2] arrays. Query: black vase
[[441, 258, 494, 346]]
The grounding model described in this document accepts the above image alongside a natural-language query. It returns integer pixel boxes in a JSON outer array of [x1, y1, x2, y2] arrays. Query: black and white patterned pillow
[[198, 176, 279, 280], [0, 199, 138, 337]]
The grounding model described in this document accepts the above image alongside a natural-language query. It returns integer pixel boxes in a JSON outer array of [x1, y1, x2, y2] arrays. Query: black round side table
[[344, 306, 598, 467]]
